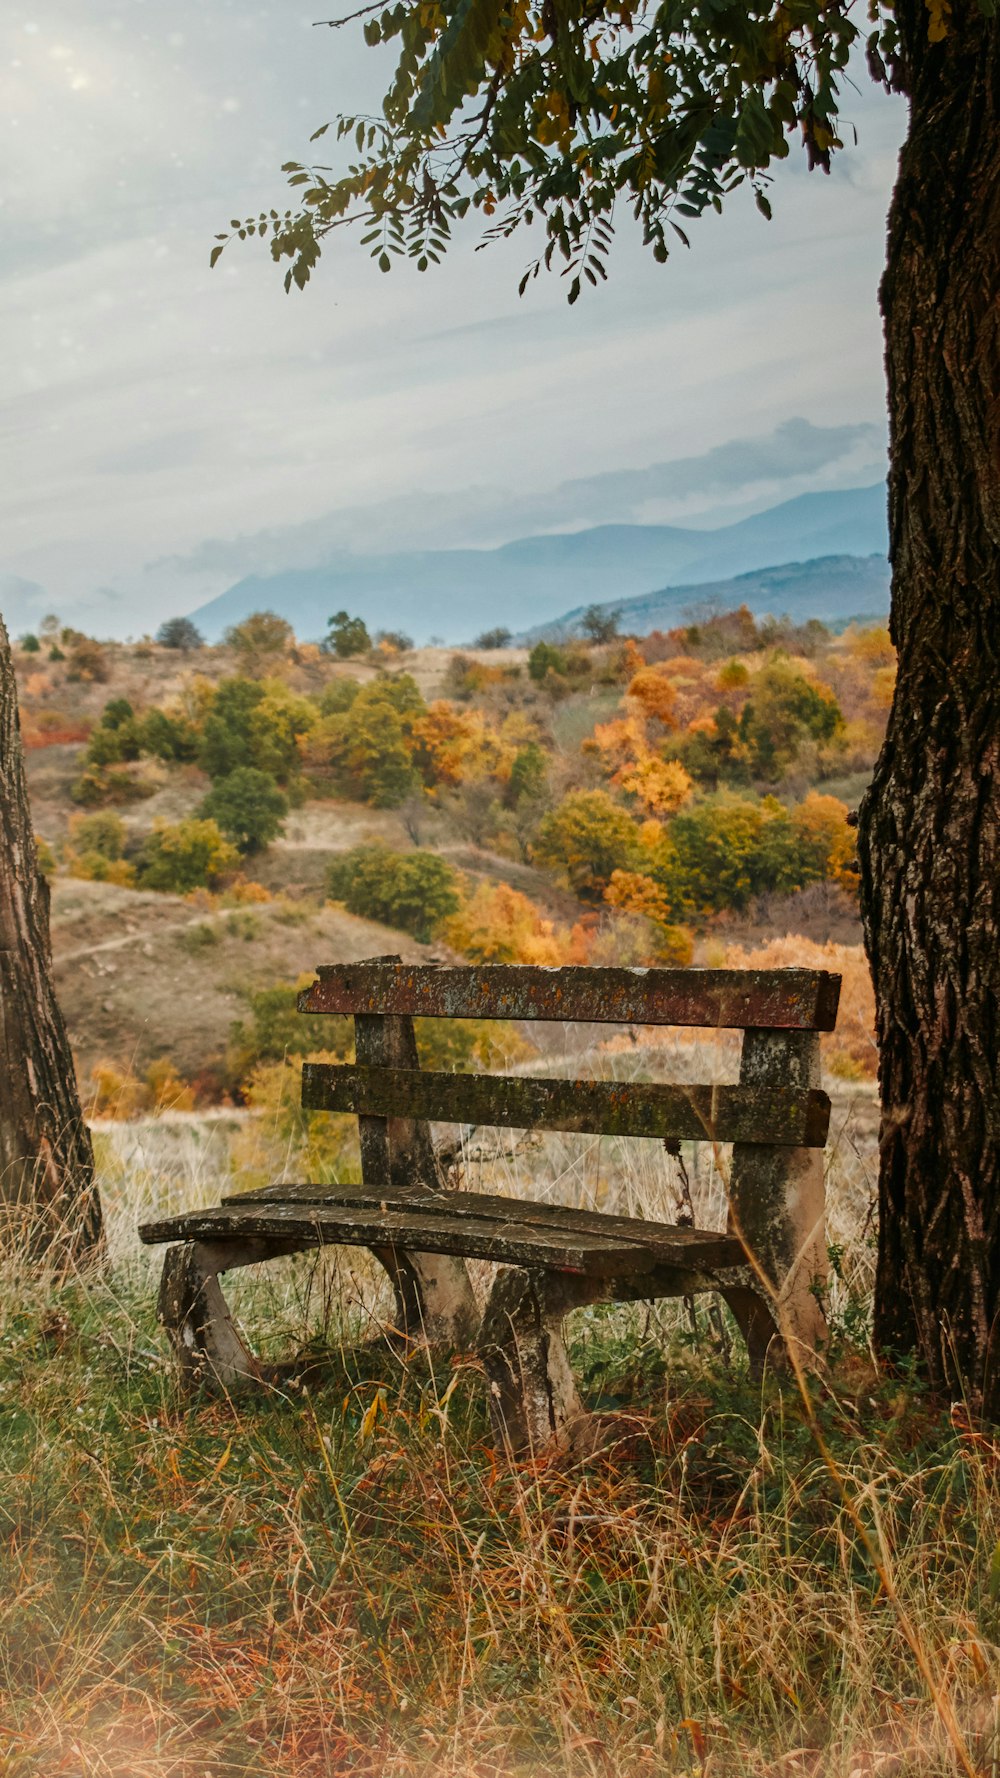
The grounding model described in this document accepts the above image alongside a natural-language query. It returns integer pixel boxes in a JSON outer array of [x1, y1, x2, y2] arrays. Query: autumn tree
[[199, 678, 313, 785], [221, 2, 1000, 1408], [224, 610, 295, 672], [580, 604, 620, 644], [535, 789, 639, 900], [0, 618, 102, 1256], [307, 675, 425, 805], [136, 819, 240, 892]]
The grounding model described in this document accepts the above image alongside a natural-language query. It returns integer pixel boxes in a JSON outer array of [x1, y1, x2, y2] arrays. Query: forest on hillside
[[14, 600, 884, 1125]]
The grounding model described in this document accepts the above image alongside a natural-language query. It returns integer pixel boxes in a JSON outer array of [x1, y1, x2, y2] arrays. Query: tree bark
[[0, 617, 103, 1258], [859, 2, 1000, 1409]]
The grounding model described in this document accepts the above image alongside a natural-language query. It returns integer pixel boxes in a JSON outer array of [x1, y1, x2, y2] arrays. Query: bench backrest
[[298, 957, 840, 1337], [297, 957, 840, 1176]]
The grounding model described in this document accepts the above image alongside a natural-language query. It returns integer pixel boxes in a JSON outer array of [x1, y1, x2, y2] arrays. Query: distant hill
[[517, 553, 891, 643], [185, 483, 888, 644]]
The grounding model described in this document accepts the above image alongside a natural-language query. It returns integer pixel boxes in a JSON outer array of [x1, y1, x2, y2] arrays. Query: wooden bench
[[139, 958, 840, 1453]]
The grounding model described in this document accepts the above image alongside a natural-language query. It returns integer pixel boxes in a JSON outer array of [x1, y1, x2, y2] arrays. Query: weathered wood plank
[[299, 963, 841, 1031], [221, 1179, 743, 1268], [300, 1064, 831, 1147], [729, 1028, 828, 1359], [138, 1202, 672, 1277], [352, 992, 478, 1342]]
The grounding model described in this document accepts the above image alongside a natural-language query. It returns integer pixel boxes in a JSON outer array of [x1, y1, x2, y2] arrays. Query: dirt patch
[[50, 876, 431, 1084]]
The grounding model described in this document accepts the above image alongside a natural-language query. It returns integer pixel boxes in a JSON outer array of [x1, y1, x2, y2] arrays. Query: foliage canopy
[[212, 1, 947, 302], [327, 842, 461, 940], [199, 767, 290, 854]]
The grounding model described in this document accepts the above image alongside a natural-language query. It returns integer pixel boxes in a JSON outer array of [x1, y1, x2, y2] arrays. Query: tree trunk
[[0, 617, 103, 1258], [859, 1, 1000, 1409]]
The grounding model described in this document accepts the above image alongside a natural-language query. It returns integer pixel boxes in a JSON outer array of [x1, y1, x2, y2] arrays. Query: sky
[[1, 3, 908, 637]]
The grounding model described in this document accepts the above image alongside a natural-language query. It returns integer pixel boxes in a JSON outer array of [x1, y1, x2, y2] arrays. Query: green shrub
[[660, 791, 851, 916], [199, 768, 288, 854], [199, 677, 313, 783], [84, 698, 143, 767], [138, 708, 200, 762], [318, 679, 360, 717], [136, 819, 239, 893], [229, 981, 352, 1078], [178, 922, 220, 953], [738, 655, 844, 780], [327, 844, 461, 941], [70, 767, 157, 807], [506, 741, 548, 807], [528, 640, 567, 683], [35, 836, 56, 877], [69, 811, 127, 861]]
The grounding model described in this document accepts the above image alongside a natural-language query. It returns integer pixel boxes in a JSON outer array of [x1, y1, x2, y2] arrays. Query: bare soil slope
[[50, 877, 430, 1083]]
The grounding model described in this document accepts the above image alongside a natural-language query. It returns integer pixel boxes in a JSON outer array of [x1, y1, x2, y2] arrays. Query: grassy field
[[3, 1106, 999, 1778]]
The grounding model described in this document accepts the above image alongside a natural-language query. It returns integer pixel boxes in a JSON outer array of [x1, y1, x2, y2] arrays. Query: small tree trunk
[[859, 3, 1000, 1408], [0, 617, 102, 1257]]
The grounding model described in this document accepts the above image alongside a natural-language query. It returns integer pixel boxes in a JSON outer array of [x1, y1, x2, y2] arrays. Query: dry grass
[[2, 1098, 997, 1778], [719, 937, 877, 1080]]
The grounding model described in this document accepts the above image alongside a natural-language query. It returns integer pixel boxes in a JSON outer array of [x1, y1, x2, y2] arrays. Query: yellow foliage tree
[[440, 880, 586, 965], [790, 791, 857, 890], [586, 714, 647, 771], [846, 624, 895, 668], [587, 711, 692, 816], [614, 754, 692, 817], [603, 871, 694, 965], [412, 701, 512, 786]]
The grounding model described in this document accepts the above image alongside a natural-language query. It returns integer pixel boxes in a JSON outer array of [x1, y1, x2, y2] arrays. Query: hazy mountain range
[[0, 477, 889, 646], [519, 553, 890, 644], [182, 483, 888, 644]]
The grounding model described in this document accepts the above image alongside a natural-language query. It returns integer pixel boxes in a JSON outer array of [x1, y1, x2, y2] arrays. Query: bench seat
[[141, 1184, 745, 1280]]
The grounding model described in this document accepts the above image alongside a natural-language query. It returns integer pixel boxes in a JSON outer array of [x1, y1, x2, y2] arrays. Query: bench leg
[[158, 1237, 311, 1392], [479, 1268, 592, 1457], [370, 1246, 479, 1349], [718, 1283, 783, 1376]]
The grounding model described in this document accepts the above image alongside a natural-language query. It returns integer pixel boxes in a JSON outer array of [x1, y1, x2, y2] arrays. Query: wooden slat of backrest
[[299, 963, 841, 1030], [302, 1063, 831, 1148]]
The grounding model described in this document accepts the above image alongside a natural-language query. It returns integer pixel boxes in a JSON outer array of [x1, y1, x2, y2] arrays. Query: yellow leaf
[[359, 1388, 385, 1442]]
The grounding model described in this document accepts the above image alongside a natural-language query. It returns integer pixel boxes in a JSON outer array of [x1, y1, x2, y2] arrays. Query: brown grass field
[[3, 1072, 999, 1778]]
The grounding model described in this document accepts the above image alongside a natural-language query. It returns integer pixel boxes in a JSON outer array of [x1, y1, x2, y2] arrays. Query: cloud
[[0, 0, 904, 630], [153, 417, 887, 582]]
